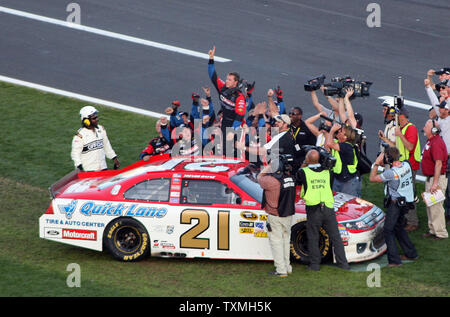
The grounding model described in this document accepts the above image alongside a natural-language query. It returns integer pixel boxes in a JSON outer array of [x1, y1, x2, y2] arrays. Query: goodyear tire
[[104, 218, 149, 262], [290, 221, 332, 264]]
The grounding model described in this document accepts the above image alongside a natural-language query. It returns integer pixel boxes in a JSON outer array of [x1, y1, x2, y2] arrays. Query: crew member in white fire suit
[[71, 106, 120, 172]]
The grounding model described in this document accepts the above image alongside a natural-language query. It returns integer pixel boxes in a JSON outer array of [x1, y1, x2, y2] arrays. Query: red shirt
[[421, 135, 448, 176], [402, 123, 420, 170]]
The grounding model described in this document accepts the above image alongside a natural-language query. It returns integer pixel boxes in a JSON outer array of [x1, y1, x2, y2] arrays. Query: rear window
[[124, 178, 171, 202]]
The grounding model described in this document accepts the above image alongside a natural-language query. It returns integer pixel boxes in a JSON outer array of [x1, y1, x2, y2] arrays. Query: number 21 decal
[[180, 209, 229, 250]]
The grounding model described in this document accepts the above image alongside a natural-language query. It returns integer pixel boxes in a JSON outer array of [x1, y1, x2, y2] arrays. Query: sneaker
[[388, 263, 402, 268], [269, 271, 288, 277]]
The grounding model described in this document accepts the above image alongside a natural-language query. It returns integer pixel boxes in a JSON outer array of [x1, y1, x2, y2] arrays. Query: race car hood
[[294, 188, 375, 222]]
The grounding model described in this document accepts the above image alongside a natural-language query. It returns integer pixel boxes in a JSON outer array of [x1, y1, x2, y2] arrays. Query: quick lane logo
[[58, 200, 78, 219], [62, 229, 96, 241], [79, 202, 168, 218]]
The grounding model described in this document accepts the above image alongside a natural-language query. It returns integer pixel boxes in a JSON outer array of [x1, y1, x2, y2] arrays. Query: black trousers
[[384, 202, 418, 264], [306, 204, 349, 269]]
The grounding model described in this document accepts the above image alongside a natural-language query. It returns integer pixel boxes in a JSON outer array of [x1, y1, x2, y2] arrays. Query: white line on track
[[0, 74, 167, 118], [0, 6, 231, 63]]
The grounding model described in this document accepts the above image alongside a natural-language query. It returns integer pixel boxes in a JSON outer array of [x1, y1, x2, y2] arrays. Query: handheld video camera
[[319, 115, 366, 146], [323, 76, 372, 99], [301, 145, 337, 170], [304, 74, 326, 91], [270, 154, 294, 179]]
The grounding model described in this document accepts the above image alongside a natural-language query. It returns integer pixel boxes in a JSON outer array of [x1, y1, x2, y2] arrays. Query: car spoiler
[[48, 169, 80, 199]]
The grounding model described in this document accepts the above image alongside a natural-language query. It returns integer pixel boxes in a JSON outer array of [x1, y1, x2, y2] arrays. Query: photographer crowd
[[71, 44, 449, 273]]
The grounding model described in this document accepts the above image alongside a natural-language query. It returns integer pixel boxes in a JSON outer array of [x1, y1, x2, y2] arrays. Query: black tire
[[104, 217, 150, 262], [290, 221, 332, 264]]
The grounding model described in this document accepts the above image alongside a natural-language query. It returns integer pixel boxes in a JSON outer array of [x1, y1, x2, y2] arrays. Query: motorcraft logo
[[58, 200, 168, 219], [62, 229, 97, 241]]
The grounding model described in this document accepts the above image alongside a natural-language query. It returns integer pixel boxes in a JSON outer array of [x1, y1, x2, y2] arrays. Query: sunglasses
[[289, 112, 300, 116]]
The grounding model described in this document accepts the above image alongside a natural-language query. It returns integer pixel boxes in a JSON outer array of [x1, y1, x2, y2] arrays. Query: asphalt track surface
[[1, 0, 449, 160]]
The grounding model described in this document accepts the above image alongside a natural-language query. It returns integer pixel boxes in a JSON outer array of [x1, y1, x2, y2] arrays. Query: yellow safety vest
[[301, 167, 334, 209], [331, 141, 358, 175], [397, 122, 421, 163]]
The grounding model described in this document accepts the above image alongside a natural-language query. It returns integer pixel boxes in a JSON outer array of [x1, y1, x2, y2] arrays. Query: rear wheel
[[290, 221, 332, 264], [104, 218, 150, 262]]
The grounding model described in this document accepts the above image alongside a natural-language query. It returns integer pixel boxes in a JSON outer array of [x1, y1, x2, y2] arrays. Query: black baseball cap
[[435, 68, 450, 75]]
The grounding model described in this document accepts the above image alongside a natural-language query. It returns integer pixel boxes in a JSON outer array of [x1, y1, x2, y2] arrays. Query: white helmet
[[80, 106, 98, 127], [80, 105, 98, 120], [381, 98, 394, 108]]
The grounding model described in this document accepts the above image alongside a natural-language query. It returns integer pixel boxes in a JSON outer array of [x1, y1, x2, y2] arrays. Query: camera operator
[[369, 147, 418, 267], [377, 107, 421, 231], [296, 149, 350, 271], [325, 123, 360, 197], [257, 156, 296, 277]]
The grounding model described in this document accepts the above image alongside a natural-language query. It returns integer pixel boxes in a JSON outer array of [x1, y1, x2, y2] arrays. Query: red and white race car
[[39, 154, 386, 263]]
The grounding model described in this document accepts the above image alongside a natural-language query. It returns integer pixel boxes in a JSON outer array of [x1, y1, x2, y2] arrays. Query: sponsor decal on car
[[240, 227, 254, 234], [253, 222, 268, 238], [44, 227, 62, 238], [161, 241, 176, 249], [58, 199, 78, 219], [240, 211, 258, 221], [338, 224, 350, 245], [166, 225, 175, 234], [58, 200, 169, 219], [62, 229, 97, 241]]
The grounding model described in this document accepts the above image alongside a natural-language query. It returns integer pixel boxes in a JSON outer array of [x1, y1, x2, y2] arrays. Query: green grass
[[0, 82, 449, 297]]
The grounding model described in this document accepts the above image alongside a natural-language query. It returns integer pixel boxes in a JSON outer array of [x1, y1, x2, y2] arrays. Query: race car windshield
[[230, 173, 263, 203]]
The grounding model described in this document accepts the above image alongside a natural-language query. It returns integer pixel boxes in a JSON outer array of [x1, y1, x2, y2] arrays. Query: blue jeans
[[332, 176, 360, 197]]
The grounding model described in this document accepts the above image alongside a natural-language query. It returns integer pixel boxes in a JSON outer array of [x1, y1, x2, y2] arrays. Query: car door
[[176, 176, 272, 261]]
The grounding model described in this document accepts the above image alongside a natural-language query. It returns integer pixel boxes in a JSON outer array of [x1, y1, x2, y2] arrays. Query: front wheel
[[290, 221, 332, 264], [104, 218, 150, 262]]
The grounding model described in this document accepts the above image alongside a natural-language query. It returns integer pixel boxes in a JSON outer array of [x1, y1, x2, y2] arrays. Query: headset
[[431, 119, 441, 135], [83, 118, 91, 127]]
